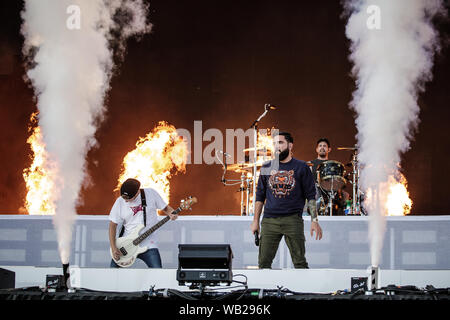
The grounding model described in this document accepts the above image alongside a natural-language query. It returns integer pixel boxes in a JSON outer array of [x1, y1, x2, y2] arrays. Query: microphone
[[254, 230, 260, 246], [265, 104, 277, 110]]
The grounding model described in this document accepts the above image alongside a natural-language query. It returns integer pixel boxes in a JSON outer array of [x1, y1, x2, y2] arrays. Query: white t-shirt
[[109, 188, 168, 249]]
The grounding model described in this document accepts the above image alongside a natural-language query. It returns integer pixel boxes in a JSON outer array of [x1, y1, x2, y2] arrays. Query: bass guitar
[[111, 196, 197, 267]]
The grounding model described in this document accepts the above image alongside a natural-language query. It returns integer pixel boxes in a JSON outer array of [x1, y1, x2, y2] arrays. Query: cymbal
[[227, 163, 249, 170], [337, 147, 357, 151], [242, 146, 272, 152], [244, 150, 273, 156], [227, 164, 256, 173], [241, 161, 266, 168], [227, 161, 266, 171], [228, 168, 251, 174]]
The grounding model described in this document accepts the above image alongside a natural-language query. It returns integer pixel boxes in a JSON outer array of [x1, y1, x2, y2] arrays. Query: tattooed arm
[[307, 198, 322, 240], [307, 199, 318, 221]]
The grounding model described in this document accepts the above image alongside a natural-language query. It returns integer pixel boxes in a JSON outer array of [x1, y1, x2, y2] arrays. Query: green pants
[[258, 214, 309, 269]]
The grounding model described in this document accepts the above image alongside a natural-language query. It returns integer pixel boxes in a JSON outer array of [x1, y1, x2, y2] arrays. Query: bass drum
[[317, 160, 346, 191]]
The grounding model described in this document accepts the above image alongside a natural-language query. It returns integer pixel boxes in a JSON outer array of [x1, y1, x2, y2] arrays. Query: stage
[[1, 215, 449, 311], [1, 215, 449, 270], [1, 256, 449, 315], [1, 266, 450, 293], [0, 266, 449, 315]]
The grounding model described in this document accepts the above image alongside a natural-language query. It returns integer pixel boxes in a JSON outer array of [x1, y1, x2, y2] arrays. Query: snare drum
[[317, 160, 347, 191]]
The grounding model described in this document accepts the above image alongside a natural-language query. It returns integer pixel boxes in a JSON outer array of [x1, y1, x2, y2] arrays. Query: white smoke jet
[[21, 0, 151, 264], [343, 0, 445, 266]]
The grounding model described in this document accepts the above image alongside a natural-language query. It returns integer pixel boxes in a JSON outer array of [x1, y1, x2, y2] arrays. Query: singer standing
[[250, 132, 323, 268]]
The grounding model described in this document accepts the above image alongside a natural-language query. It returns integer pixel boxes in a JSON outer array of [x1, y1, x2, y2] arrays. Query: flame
[[22, 112, 59, 215], [364, 171, 413, 216], [386, 173, 412, 216], [256, 129, 274, 158], [117, 121, 188, 204], [242, 130, 273, 211]]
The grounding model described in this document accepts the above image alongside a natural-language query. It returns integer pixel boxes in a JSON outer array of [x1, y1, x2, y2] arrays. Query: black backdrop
[[0, 1, 448, 215]]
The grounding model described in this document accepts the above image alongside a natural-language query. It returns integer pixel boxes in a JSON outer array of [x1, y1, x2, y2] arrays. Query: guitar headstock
[[180, 196, 198, 211]]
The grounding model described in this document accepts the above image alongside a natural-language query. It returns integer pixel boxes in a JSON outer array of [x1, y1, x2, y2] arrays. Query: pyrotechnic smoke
[[21, 0, 151, 264], [343, 0, 445, 266]]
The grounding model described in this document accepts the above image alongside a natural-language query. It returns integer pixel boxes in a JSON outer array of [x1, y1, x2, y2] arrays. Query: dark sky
[[0, 1, 449, 215]]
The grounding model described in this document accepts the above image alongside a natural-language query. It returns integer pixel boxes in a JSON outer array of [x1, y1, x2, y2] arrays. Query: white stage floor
[[3, 265, 450, 294]]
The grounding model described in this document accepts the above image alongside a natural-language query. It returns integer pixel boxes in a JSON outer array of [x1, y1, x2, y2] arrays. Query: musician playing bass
[[108, 178, 178, 268]]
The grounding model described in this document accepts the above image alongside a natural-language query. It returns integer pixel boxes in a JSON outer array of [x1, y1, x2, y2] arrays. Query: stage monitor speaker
[[0, 267, 15, 289], [178, 244, 233, 270]]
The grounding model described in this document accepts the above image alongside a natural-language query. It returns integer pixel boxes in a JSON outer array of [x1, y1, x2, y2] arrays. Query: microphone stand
[[248, 104, 275, 216], [249, 106, 270, 129]]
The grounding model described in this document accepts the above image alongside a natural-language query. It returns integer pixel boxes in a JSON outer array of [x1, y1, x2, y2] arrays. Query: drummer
[[308, 138, 349, 215], [309, 138, 331, 181]]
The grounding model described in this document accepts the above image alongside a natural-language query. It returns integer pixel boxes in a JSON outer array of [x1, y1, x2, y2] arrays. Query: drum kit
[[216, 147, 270, 216], [216, 104, 276, 216], [217, 143, 367, 216], [216, 104, 366, 216], [312, 147, 366, 216]]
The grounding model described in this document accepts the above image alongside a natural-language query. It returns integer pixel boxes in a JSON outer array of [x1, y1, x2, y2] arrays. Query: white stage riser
[[1, 215, 449, 269]]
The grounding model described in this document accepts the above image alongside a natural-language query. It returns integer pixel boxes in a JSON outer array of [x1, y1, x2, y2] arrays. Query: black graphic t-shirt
[[255, 158, 316, 218]]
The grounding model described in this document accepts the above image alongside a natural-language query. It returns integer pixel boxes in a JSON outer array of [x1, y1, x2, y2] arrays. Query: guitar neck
[[133, 207, 182, 246]]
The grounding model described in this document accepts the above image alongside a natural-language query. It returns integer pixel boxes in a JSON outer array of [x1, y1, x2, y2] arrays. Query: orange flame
[[364, 171, 413, 216], [116, 121, 188, 204], [257, 129, 274, 156], [249, 129, 274, 167], [22, 113, 59, 215], [386, 173, 412, 216], [241, 130, 274, 211]]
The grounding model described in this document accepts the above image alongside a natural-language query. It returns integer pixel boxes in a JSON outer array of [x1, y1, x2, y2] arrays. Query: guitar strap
[[119, 189, 147, 237], [140, 189, 147, 227]]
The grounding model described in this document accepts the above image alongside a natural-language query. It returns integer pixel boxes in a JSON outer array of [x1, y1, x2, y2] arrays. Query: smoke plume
[[343, 0, 445, 266], [21, 0, 151, 264]]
